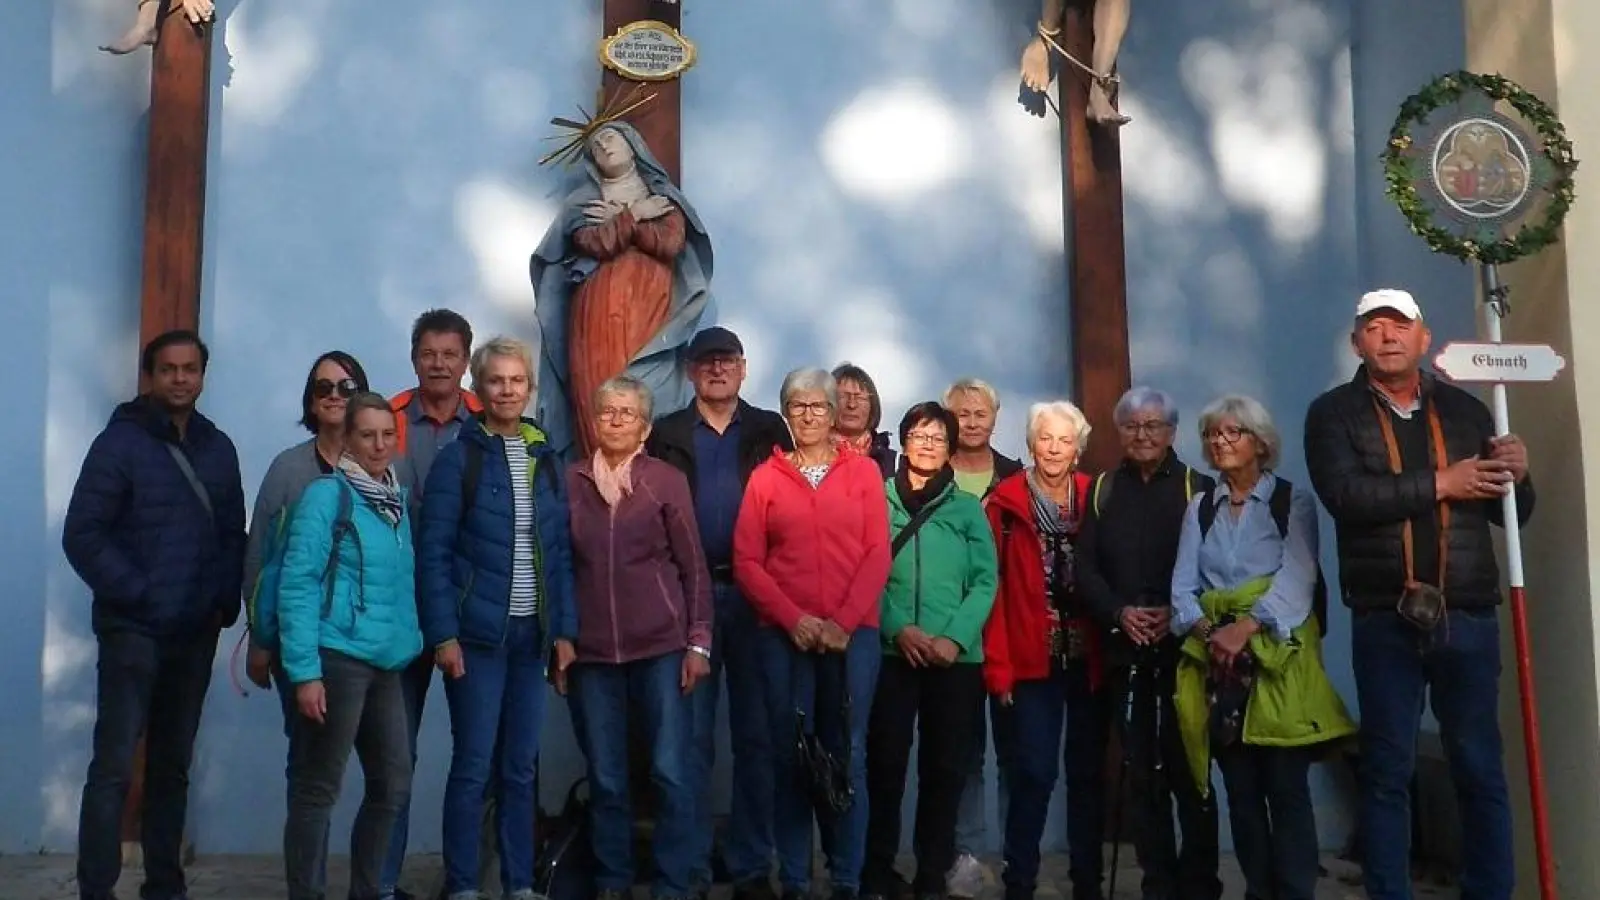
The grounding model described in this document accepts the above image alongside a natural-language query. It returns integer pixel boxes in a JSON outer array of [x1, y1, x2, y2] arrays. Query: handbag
[[1372, 397, 1452, 631], [794, 655, 855, 818]]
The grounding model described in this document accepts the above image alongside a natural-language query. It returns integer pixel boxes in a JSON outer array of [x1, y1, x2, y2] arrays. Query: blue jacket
[[62, 398, 246, 636], [419, 419, 577, 650], [278, 475, 423, 683]]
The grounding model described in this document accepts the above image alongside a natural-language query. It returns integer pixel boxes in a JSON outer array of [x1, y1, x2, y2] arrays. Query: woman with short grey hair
[[782, 366, 839, 411], [1169, 394, 1353, 900], [1112, 385, 1180, 429]]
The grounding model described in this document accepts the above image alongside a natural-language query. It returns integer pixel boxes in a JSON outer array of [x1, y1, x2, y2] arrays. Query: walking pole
[[1478, 264, 1557, 900], [1105, 645, 1144, 900]]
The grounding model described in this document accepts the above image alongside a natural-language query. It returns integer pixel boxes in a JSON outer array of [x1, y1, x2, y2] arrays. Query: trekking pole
[[1105, 648, 1143, 900]]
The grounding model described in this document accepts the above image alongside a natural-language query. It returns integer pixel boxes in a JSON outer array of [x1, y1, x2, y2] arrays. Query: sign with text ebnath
[[1434, 341, 1567, 383]]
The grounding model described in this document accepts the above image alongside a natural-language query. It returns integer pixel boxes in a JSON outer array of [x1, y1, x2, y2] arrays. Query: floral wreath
[[1382, 70, 1578, 265]]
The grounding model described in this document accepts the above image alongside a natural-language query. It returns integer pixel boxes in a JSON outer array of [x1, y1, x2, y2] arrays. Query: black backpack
[[532, 777, 595, 900], [1197, 477, 1329, 636]]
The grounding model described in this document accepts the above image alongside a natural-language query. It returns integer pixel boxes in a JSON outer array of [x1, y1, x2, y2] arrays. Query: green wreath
[[1382, 70, 1578, 265]]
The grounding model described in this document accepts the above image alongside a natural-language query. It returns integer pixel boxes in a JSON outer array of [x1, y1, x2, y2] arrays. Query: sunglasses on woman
[[313, 377, 361, 399]]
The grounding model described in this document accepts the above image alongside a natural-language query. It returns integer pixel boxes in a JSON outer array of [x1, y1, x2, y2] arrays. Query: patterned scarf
[[337, 455, 403, 526], [1026, 469, 1080, 608], [592, 446, 643, 509]]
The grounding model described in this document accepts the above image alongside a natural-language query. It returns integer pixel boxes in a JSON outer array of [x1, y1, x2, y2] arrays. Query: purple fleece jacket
[[566, 454, 713, 664]]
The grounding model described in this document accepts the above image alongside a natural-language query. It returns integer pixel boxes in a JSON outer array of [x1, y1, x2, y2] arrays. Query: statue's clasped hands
[[581, 195, 671, 227]]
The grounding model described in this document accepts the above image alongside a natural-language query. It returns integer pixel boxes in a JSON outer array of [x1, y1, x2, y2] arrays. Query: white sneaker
[[946, 852, 985, 899]]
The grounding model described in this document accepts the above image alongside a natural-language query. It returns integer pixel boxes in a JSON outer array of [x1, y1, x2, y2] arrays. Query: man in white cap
[[1303, 288, 1533, 900]]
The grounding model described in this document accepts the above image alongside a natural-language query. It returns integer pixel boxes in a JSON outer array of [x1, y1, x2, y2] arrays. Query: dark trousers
[[1213, 745, 1317, 900], [689, 582, 775, 886], [1002, 662, 1109, 900], [382, 654, 435, 893], [863, 658, 985, 895], [570, 651, 698, 897], [284, 649, 413, 900], [1107, 662, 1221, 900], [77, 628, 218, 900], [273, 660, 329, 896], [1353, 609, 1512, 900]]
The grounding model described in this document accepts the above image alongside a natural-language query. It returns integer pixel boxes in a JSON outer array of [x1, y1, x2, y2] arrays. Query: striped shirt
[[503, 436, 540, 618]]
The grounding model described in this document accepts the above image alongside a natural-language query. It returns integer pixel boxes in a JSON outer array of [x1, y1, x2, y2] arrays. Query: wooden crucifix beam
[[1060, 0, 1132, 475], [601, 0, 684, 183]]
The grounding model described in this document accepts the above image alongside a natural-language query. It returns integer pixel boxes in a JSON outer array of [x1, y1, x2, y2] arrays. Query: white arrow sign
[[1434, 341, 1567, 383]]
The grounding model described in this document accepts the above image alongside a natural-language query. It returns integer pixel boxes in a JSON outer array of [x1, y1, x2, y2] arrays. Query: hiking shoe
[[733, 879, 777, 900], [508, 891, 547, 900], [945, 854, 984, 899]]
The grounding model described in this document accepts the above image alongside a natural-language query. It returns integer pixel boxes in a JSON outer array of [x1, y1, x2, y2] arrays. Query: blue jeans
[[569, 651, 698, 897], [689, 583, 775, 887], [77, 629, 217, 900], [381, 654, 435, 896], [954, 694, 1012, 856], [1002, 662, 1109, 898], [1353, 608, 1512, 900], [759, 625, 881, 894], [441, 616, 547, 895]]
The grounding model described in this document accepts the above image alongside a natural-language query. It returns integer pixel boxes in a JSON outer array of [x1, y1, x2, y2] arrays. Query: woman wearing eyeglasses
[[560, 374, 713, 900], [1169, 395, 1353, 900], [733, 367, 893, 900], [244, 351, 371, 719]]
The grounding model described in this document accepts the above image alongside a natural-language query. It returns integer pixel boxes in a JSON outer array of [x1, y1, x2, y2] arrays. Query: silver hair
[[1197, 394, 1282, 470], [942, 377, 1001, 412], [1025, 400, 1092, 452], [779, 367, 838, 409], [595, 374, 654, 422], [1113, 386, 1180, 426], [469, 335, 535, 392]]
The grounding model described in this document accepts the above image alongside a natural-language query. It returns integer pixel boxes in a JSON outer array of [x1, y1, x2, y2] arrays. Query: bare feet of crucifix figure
[[1020, 0, 1133, 127], [102, 0, 215, 55]]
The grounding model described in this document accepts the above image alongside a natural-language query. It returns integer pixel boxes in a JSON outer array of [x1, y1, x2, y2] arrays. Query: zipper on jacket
[[607, 510, 621, 663], [530, 453, 549, 651], [912, 527, 924, 629]]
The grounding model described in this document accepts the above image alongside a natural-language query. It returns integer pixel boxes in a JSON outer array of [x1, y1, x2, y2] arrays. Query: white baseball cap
[[1355, 288, 1424, 321]]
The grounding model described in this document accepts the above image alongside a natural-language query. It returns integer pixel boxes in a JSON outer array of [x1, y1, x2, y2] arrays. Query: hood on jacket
[[461, 416, 553, 453]]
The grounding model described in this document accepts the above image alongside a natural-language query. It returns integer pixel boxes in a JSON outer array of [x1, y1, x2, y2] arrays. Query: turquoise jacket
[[279, 475, 423, 683], [880, 480, 999, 663]]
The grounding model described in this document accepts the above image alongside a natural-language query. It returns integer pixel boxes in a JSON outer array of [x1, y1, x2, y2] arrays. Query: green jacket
[[879, 480, 999, 663], [1175, 577, 1356, 796]]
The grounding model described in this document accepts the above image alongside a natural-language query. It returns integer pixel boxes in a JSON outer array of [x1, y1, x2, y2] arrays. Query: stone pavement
[[0, 852, 1458, 900]]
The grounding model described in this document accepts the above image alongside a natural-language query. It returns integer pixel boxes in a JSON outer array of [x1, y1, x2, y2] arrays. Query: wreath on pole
[[1382, 70, 1578, 265]]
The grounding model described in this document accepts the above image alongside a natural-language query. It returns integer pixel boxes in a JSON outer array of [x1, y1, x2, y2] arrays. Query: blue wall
[[3, 0, 1469, 856]]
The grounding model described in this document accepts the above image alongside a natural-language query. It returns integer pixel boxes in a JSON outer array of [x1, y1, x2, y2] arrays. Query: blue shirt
[[1170, 472, 1319, 641], [404, 395, 476, 497], [692, 412, 743, 567]]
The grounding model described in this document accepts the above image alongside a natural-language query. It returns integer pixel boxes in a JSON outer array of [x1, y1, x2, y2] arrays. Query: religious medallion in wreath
[[1382, 71, 1578, 264]]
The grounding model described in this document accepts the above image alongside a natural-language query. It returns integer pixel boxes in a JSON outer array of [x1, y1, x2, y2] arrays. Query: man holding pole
[[1304, 288, 1534, 900]]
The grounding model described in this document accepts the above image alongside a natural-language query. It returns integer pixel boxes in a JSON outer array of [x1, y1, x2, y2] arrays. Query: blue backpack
[[246, 477, 357, 651]]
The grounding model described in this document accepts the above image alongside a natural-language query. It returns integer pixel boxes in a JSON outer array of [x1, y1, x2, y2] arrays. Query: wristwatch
[[688, 645, 711, 660]]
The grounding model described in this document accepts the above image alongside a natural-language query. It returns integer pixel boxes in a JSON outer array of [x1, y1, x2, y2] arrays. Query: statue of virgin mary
[[530, 122, 713, 459]]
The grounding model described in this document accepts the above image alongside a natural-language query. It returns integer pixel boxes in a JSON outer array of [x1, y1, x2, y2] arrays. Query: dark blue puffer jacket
[[418, 418, 577, 651], [62, 398, 247, 636]]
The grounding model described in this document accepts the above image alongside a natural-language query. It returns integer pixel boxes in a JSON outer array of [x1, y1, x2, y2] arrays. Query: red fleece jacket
[[733, 447, 892, 634]]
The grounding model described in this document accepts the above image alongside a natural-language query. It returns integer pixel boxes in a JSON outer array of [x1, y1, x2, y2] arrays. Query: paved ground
[[0, 852, 1457, 900]]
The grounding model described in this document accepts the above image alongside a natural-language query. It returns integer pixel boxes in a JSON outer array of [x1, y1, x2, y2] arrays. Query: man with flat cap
[[1303, 289, 1534, 900], [649, 326, 794, 900]]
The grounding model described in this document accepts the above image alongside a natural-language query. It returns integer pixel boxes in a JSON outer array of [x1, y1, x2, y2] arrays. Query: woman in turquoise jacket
[[862, 402, 998, 900], [278, 392, 423, 900]]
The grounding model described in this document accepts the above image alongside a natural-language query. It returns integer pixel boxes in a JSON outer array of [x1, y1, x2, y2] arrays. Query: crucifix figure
[[1021, 0, 1132, 126], [102, 0, 215, 55]]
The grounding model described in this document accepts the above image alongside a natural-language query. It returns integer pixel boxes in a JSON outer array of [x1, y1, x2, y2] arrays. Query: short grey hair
[[1197, 394, 1281, 470], [594, 374, 654, 422], [469, 335, 535, 392], [943, 377, 1000, 412], [1025, 400, 1092, 452], [779, 367, 838, 409], [1113, 386, 1179, 426]]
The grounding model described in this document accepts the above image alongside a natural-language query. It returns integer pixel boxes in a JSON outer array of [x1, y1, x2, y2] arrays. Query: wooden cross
[[125, 0, 214, 849], [601, 0, 684, 183], [1060, 0, 1132, 475]]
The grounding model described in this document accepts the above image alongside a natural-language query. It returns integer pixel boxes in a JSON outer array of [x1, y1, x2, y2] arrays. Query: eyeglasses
[[905, 432, 949, 447], [786, 401, 832, 419], [1118, 420, 1172, 436], [837, 390, 872, 407], [694, 355, 742, 371], [598, 407, 641, 424], [1203, 425, 1252, 444], [313, 378, 360, 399]]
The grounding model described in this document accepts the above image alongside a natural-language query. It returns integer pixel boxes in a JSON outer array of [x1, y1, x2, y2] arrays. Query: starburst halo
[[539, 83, 659, 168]]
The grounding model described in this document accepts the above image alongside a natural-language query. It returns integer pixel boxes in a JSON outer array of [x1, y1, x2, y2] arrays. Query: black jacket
[[646, 399, 794, 491], [1076, 452, 1213, 664], [975, 449, 1024, 499], [1304, 368, 1535, 611]]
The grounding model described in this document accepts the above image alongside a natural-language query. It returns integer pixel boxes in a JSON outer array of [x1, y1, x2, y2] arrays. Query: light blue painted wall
[[3, 0, 1469, 857]]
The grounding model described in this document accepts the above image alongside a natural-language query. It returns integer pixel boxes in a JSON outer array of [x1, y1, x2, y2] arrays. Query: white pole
[[1479, 262, 1525, 588]]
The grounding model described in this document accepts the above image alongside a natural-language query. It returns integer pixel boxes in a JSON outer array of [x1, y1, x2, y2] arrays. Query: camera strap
[[1371, 396, 1451, 590]]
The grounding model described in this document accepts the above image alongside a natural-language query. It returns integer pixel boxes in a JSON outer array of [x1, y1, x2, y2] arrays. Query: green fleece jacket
[[1175, 577, 1357, 796], [879, 480, 999, 663]]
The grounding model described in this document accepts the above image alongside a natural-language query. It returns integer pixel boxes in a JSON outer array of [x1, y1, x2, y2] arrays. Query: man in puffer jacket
[[62, 330, 245, 900]]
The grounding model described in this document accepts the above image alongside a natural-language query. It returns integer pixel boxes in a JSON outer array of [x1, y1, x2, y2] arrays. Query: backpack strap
[[1183, 465, 1196, 502], [1267, 475, 1293, 538], [1091, 471, 1110, 518], [1197, 487, 1219, 539], [891, 495, 949, 560], [460, 440, 485, 527], [322, 479, 362, 617]]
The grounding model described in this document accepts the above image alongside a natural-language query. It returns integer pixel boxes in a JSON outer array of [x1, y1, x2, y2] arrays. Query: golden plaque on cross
[[599, 20, 696, 82]]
